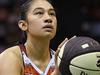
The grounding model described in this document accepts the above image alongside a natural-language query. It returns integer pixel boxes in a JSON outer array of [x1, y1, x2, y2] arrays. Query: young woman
[[0, 0, 67, 75]]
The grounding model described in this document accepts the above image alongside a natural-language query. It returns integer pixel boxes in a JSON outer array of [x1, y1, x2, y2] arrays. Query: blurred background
[[0, 0, 100, 53]]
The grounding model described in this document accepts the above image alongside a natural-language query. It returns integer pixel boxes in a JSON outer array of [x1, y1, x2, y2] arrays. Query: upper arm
[[0, 48, 23, 75]]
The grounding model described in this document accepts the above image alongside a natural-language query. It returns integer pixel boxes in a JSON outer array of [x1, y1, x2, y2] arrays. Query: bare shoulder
[[0, 45, 22, 62], [0, 46, 23, 75], [0, 46, 21, 58]]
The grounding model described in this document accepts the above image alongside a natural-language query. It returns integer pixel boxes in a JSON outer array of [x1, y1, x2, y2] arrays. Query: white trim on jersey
[[22, 50, 55, 75]]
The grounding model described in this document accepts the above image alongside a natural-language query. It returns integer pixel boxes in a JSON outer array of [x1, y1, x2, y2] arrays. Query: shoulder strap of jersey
[[18, 44, 27, 56]]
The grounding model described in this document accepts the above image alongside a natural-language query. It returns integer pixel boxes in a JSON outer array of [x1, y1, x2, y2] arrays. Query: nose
[[44, 13, 53, 23], [44, 19, 52, 23]]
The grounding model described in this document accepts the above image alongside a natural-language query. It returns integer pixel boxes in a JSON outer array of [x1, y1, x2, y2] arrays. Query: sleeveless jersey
[[19, 44, 55, 75]]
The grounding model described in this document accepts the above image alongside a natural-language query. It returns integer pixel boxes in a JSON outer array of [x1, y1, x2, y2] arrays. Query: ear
[[18, 20, 28, 31]]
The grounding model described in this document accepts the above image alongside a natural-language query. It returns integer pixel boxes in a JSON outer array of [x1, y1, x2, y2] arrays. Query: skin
[[0, 0, 64, 75]]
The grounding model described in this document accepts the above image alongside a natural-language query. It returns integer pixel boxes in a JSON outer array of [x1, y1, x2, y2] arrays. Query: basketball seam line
[[70, 64, 100, 71], [58, 56, 65, 63]]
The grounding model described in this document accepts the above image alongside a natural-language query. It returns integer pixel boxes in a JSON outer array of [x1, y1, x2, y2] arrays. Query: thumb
[[50, 49, 61, 75]]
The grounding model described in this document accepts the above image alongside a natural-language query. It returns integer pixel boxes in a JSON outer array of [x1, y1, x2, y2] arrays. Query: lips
[[42, 25, 54, 32], [43, 25, 53, 29]]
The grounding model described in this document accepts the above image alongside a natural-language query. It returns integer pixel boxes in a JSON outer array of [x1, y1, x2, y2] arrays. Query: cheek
[[54, 19, 57, 30], [28, 18, 41, 28], [29, 22, 40, 31], [27, 14, 42, 26], [28, 19, 42, 33], [52, 19, 57, 37]]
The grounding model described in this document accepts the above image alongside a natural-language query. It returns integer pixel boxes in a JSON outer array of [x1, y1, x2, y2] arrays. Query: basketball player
[[0, 0, 67, 75]]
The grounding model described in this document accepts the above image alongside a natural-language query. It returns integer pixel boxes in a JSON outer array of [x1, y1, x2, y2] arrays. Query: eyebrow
[[33, 7, 55, 12]]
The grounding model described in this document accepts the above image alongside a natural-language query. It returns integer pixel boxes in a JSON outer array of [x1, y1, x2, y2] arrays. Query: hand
[[51, 38, 68, 75]]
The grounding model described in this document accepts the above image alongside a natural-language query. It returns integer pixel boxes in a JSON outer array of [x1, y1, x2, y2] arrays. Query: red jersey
[[19, 44, 55, 75]]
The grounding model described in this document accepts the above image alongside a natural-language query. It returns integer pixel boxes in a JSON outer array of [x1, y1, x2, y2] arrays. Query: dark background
[[0, 0, 100, 52]]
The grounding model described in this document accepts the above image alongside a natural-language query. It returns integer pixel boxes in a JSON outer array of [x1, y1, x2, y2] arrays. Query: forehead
[[29, 0, 54, 11]]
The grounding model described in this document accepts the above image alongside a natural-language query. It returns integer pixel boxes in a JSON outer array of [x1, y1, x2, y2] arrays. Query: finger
[[58, 36, 76, 49], [55, 37, 68, 66], [55, 50, 60, 65], [57, 38, 68, 49]]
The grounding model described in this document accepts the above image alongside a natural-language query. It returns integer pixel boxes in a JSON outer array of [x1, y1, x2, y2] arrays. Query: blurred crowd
[[0, 0, 22, 53], [0, 0, 100, 53], [80, 0, 100, 41]]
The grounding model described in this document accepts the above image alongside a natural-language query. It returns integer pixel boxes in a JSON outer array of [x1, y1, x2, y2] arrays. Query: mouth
[[42, 25, 54, 32], [43, 25, 53, 30]]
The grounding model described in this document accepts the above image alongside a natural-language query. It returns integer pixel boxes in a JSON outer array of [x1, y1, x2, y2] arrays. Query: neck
[[25, 37, 51, 62]]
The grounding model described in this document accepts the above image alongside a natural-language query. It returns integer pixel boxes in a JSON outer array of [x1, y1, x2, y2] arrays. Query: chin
[[47, 34, 55, 40]]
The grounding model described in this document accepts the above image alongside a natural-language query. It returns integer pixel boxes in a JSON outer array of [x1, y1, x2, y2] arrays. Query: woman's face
[[25, 0, 57, 40]]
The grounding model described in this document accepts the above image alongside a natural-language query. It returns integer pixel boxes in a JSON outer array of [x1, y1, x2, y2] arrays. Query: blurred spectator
[[80, 0, 100, 43], [0, 0, 22, 53]]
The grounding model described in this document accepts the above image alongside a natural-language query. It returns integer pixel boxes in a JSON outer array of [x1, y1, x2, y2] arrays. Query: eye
[[49, 12, 56, 16], [49, 11, 56, 16], [34, 11, 44, 15]]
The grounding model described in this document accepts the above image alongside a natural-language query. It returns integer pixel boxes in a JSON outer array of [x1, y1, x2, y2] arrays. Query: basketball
[[57, 36, 100, 75]]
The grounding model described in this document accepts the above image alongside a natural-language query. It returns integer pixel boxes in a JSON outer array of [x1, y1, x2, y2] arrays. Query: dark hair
[[20, 0, 53, 20], [20, 0, 32, 20]]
